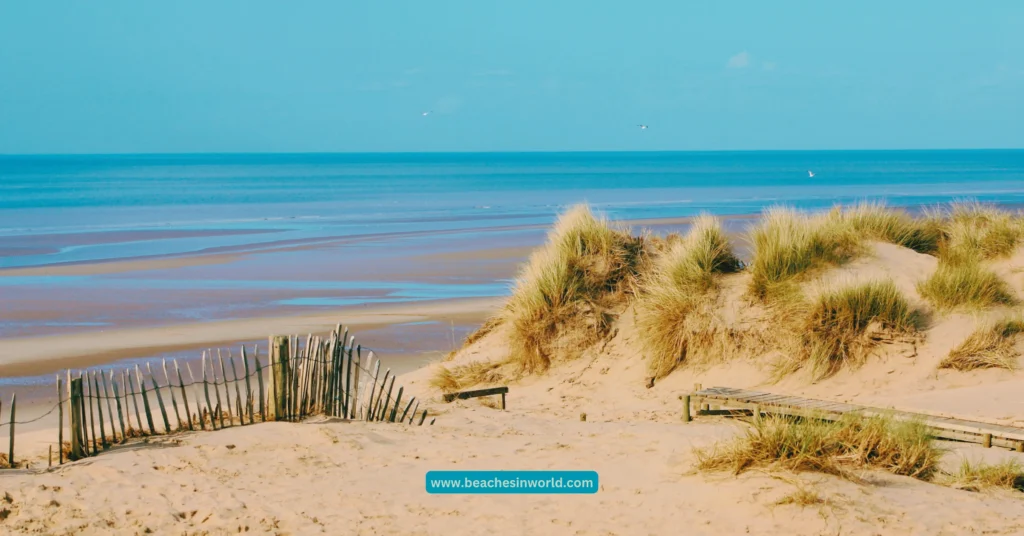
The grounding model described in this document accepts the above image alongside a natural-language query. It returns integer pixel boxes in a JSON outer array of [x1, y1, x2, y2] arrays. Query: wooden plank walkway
[[695, 386, 1024, 452]]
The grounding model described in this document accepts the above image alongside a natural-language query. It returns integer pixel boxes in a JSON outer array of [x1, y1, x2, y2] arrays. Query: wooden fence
[[0, 324, 431, 468]]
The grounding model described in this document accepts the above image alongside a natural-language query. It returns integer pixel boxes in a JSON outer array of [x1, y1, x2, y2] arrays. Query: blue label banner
[[425, 470, 599, 494]]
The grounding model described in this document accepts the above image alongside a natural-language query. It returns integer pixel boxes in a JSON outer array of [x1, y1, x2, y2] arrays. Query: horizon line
[[2, 147, 1024, 158]]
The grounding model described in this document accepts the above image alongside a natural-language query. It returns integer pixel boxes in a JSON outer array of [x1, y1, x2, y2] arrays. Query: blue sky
[[1, 1, 1022, 153]]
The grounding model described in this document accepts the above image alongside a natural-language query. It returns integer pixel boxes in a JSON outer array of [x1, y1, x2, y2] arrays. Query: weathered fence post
[[173, 360, 193, 431], [408, 401, 420, 424], [228, 355, 244, 425], [344, 339, 354, 419], [162, 360, 182, 430], [242, 348, 255, 424], [255, 353, 266, 422], [270, 335, 290, 421], [70, 378, 85, 460], [8, 394, 16, 467], [389, 386, 403, 423], [146, 363, 171, 433], [682, 395, 691, 423], [135, 365, 156, 435], [125, 370, 140, 435], [79, 373, 92, 455], [200, 353, 217, 430], [216, 352, 234, 426], [57, 375, 64, 464], [111, 374, 126, 442], [378, 375, 395, 422], [365, 359, 381, 421], [351, 346, 363, 419], [90, 372, 107, 448], [86, 372, 98, 451], [372, 369, 391, 421], [100, 371, 116, 443], [399, 397, 415, 423]]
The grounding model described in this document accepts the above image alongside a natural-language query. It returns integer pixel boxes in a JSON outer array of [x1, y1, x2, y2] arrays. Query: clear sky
[[1, 1, 1022, 154]]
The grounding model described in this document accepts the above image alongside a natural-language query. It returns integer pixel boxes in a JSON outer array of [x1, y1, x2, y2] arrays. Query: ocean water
[[4, 150, 1024, 264]]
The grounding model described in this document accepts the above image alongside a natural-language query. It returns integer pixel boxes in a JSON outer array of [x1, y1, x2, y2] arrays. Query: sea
[[4, 150, 1024, 268]]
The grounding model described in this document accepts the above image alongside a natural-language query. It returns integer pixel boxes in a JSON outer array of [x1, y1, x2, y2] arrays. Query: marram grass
[[636, 215, 740, 379], [695, 412, 941, 481]]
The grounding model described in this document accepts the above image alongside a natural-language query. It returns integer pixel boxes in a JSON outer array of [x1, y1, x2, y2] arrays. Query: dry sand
[[2, 335, 1023, 535]]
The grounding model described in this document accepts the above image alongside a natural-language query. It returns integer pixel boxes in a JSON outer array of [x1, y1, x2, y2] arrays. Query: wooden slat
[[695, 386, 1024, 446], [443, 386, 510, 402], [162, 360, 182, 431], [111, 375, 126, 443], [146, 363, 172, 433], [57, 375, 64, 464], [242, 347, 255, 425]]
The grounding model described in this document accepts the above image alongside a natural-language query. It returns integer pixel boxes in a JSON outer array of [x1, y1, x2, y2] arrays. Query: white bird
[[638, 124, 648, 130], [422, 111, 432, 116], [808, 170, 815, 178]]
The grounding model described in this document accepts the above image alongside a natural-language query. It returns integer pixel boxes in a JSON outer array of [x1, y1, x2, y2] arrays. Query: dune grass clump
[[940, 316, 1024, 371], [945, 459, 1024, 492], [636, 215, 740, 379], [430, 361, 506, 394], [834, 202, 944, 254], [800, 279, 918, 379], [748, 207, 861, 301], [695, 412, 940, 481], [504, 204, 647, 372], [942, 202, 1024, 262], [917, 261, 1015, 311]]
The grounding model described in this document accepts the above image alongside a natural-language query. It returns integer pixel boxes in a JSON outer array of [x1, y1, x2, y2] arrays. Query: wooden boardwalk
[[694, 386, 1024, 452]]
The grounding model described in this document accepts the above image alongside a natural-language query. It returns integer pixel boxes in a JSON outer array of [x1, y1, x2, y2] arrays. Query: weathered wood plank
[[242, 347, 255, 425], [69, 378, 85, 460], [111, 375, 126, 443], [91, 372, 107, 448], [695, 386, 1024, 447], [443, 386, 510, 402], [100, 371, 117, 443], [8, 394, 16, 467], [146, 363, 172, 433]]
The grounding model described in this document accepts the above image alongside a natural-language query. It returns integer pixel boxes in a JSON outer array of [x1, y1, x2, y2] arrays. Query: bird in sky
[[808, 170, 815, 178], [638, 124, 648, 130], [422, 111, 432, 117]]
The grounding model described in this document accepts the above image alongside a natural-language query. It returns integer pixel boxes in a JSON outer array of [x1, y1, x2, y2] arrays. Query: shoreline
[[0, 296, 502, 379]]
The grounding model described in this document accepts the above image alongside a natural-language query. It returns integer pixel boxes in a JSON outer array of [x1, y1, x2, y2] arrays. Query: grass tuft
[[695, 412, 941, 481], [774, 486, 826, 507], [917, 261, 1015, 311], [503, 204, 647, 372], [836, 201, 943, 254], [940, 316, 1024, 371], [636, 215, 740, 378], [945, 459, 1024, 492], [430, 361, 506, 394], [942, 201, 1024, 261], [800, 280, 918, 379], [747, 207, 861, 301]]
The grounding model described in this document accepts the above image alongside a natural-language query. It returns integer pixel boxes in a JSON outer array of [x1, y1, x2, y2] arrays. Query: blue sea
[[4, 150, 1024, 266]]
